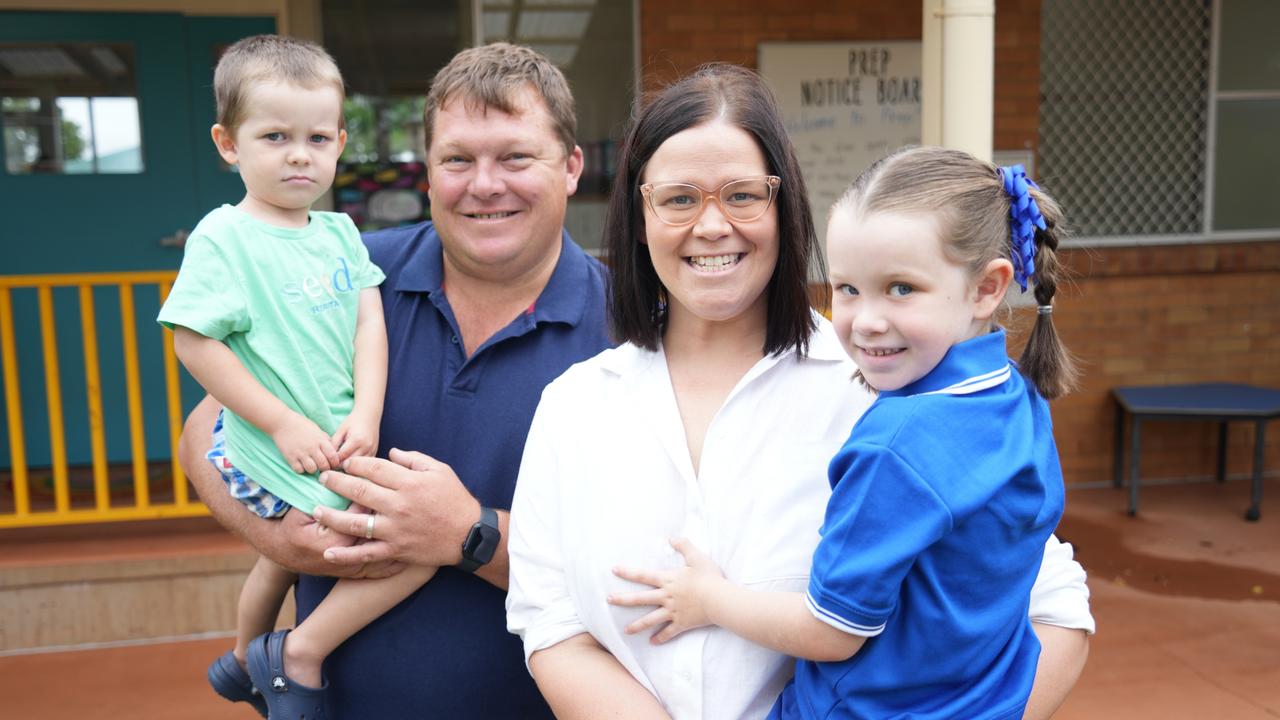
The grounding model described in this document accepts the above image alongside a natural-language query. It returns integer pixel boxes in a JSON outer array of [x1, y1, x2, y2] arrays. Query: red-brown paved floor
[[2, 478, 1278, 719], [1054, 477, 1280, 719]]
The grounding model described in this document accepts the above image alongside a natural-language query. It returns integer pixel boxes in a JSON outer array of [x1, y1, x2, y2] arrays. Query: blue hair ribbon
[[998, 164, 1046, 292]]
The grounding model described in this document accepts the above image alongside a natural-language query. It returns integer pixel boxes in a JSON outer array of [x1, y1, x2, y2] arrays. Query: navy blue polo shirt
[[296, 221, 611, 718]]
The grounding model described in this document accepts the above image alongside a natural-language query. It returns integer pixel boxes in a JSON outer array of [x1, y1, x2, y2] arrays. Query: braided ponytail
[[1016, 190, 1078, 399]]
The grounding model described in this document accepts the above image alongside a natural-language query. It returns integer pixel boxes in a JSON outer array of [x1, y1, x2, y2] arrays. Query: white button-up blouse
[[507, 318, 1094, 720]]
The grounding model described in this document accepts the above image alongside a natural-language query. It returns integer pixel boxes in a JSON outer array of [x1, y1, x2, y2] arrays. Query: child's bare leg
[[234, 555, 297, 670], [281, 564, 438, 687]]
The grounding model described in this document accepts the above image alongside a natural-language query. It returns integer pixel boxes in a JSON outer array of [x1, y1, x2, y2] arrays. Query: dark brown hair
[[605, 63, 820, 356], [423, 42, 577, 156], [832, 145, 1078, 398], [214, 34, 345, 135]]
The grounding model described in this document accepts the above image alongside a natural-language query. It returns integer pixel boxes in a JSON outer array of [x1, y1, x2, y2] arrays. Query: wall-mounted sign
[[759, 41, 922, 245]]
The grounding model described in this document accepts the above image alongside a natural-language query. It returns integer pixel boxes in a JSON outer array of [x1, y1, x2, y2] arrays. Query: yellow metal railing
[[0, 271, 208, 528]]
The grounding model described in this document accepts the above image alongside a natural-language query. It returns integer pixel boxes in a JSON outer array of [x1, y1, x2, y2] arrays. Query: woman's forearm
[[1024, 623, 1090, 720], [529, 634, 670, 720]]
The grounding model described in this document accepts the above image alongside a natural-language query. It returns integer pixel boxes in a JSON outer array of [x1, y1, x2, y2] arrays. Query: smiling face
[[827, 209, 1006, 392], [211, 80, 346, 228], [426, 86, 583, 283], [640, 120, 780, 334]]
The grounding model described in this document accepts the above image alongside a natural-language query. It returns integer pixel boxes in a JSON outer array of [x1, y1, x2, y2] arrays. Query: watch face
[[463, 530, 484, 556], [463, 511, 500, 567]]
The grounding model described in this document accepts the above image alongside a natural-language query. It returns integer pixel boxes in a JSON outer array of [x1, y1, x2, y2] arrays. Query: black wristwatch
[[458, 506, 500, 573]]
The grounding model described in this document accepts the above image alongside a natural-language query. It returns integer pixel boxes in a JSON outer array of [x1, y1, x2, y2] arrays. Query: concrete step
[[0, 518, 293, 653]]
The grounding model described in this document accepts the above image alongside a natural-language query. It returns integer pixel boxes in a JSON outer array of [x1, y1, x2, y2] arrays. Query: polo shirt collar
[[391, 223, 445, 293], [392, 226, 590, 328], [883, 328, 1013, 399], [528, 230, 592, 327]]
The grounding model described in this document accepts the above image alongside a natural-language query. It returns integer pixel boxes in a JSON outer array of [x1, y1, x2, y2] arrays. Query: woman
[[506, 64, 1092, 719]]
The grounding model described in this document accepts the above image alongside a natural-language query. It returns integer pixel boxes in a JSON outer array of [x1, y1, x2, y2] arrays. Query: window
[[1039, 0, 1210, 242], [1210, 0, 1280, 231], [1038, 0, 1279, 244], [0, 44, 143, 175]]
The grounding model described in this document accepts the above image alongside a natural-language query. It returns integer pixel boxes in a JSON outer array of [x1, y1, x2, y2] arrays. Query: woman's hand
[[609, 538, 725, 643]]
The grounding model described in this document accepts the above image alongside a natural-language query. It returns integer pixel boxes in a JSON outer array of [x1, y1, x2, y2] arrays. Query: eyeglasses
[[639, 175, 781, 226]]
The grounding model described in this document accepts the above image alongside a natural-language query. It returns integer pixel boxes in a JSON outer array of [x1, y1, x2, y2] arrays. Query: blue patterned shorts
[[207, 410, 290, 519]]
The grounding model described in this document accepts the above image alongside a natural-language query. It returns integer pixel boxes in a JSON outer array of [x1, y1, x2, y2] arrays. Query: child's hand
[[332, 412, 379, 462], [270, 411, 341, 474], [608, 538, 725, 644]]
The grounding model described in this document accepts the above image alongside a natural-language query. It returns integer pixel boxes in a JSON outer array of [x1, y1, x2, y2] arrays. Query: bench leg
[[1114, 403, 1125, 488], [1217, 422, 1228, 483], [1129, 417, 1142, 516], [1246, 420, 1265, 522]]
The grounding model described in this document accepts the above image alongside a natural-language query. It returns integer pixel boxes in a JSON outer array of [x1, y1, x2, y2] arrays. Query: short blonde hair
[[214, 34, 345, 134], [424, 42, 576, 156]]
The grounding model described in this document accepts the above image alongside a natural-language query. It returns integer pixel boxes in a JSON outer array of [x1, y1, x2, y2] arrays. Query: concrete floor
[[2, 477, 1278, 719]]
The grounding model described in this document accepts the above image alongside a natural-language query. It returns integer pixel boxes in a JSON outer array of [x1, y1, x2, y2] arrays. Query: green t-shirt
[[158, 205, 385, 513]]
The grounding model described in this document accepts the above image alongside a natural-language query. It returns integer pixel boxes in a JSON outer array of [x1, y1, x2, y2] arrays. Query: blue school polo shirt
[[295, 221, 611, 718], [774, 329, 1065, 720]]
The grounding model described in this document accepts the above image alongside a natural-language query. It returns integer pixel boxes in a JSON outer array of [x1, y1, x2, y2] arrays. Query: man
[[180, 43, 610, 717]]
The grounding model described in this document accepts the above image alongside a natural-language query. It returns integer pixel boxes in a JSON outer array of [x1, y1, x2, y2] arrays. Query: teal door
[[0, 11, 274, 474]]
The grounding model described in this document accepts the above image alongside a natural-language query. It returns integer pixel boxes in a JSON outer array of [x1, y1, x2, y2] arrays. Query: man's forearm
[[179, 395, 351, 576], [182, 397, 282, 551]]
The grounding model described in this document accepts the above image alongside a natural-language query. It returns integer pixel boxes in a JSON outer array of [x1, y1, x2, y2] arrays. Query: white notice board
[[758, 41, 922, 243]]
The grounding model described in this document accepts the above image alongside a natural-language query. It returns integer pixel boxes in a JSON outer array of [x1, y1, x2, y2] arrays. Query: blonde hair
[[831, 146, 1078, 399], [214, 34, 345, 134], [423, 42, 576, 156]]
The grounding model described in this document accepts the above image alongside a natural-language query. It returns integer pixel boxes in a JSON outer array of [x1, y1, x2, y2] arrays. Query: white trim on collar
[[918, 365, 1012, 397]]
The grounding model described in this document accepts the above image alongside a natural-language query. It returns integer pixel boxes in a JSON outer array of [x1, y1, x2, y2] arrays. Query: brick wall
[[640, 0, 1035, 155], [639, 0, 1280, 487], [1015, 242, 1280, 486], [640, 0, 920, 90], [992, 0, 1040, 153]]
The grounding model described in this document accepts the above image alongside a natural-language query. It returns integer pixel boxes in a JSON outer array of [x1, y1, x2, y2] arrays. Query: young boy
[[158, 34, 436, 719]]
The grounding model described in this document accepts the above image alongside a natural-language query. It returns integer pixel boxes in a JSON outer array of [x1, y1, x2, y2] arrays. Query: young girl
[[610, 145, 1078, 719], [159, 35, 437, 719]]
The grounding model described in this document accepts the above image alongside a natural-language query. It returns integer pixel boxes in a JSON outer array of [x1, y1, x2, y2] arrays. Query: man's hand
[[311, 448, 481, 569], [180, 394, 403, 579], [268, 410, 341, 474], [276, 507, 406, 579], [609, 538, 724, 644], [331, 411, 379, 463]]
